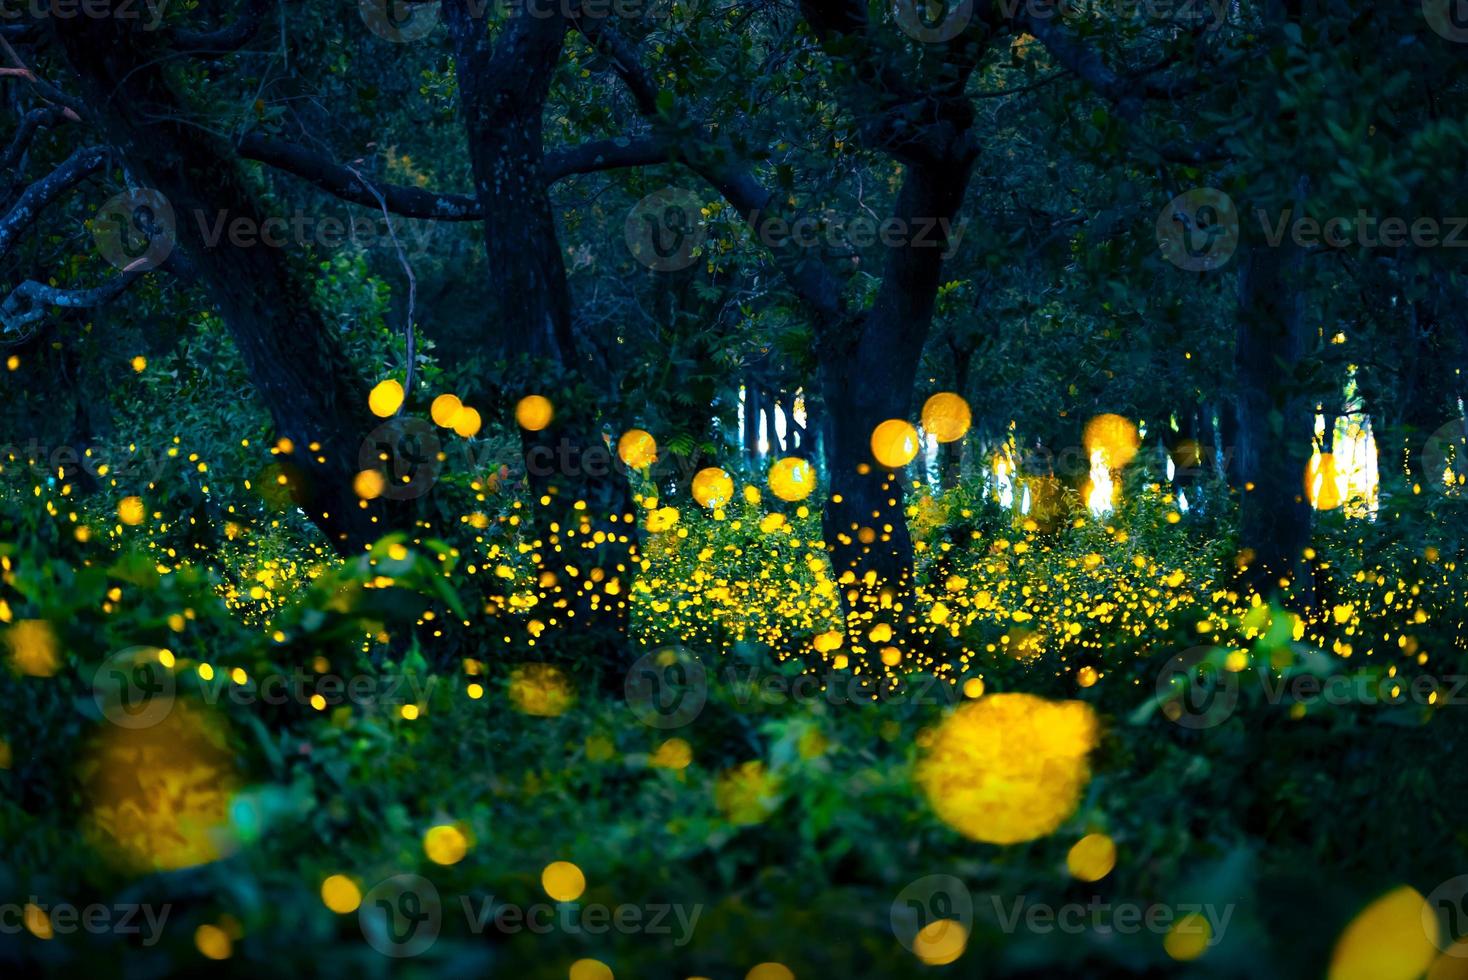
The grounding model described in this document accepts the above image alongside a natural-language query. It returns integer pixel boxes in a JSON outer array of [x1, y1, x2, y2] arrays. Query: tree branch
[[543, 136, 679, 182], [236, 133, 482, 219], [0, 271, 145, 331], [1, 106, 70, 179], [0, 145, 107, 259]]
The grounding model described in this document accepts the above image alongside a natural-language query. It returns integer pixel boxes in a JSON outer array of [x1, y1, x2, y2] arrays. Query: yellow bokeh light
[[692, 467, 735, 509], [1328, 886, 1439, 980], [1082, 414, 1140, 468], [1066, 833, 1116, 881], [767, 457, 814, 502], [516, 395, 554, 431], [915, 693, 1098, 844], [745, 965, 794, 980], [618, 429, 658, 468], [431, 393, 463, 427], [118, 495, 146, 526], [913, 918, 968, 965], [80, 702, 240, 873], [1307, 452, 1345, 511], [542, 860, 587, 902], [353, 469, 385, 500], [509, 663, 575, 717], [452, 406, 482, 438], [23, 904, 52, 940], [569, 959, 614, 980], [6, 619, 59, 677], [1163, 912, 1211, 962], [321, 875, 362, 914], [921, 393, 971, 443], [368, 379, 404, 418], [423, 824, 469, 865], [870, 419, 920, 469], [195, 924, 232, 960]]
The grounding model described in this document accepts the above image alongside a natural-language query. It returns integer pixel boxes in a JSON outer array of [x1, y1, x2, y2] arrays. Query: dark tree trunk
[[444, 1, 636, 675], [819, 159, 972, 655], [1233, 238, 1315, 603], [937, 343, 973, 491], [742, 374, 762, 464], [52, 20, 414, 557]]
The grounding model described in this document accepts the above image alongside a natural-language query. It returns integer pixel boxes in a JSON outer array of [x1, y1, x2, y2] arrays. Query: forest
[[2, 0, 1468, 977]]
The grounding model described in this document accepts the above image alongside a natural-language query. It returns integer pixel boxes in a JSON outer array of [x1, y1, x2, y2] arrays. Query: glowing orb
[[870, 419, 920, 469], [921, 392, 971, 443], [767, 457, 814, 502]]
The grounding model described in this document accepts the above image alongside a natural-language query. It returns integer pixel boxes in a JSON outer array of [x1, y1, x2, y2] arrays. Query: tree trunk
[[937, 343, 973, 491], [444, 1, 636, 676], [53, 21, 414, 556], [819, 159, 972, 659], [1233, 238, 1315, 603]]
